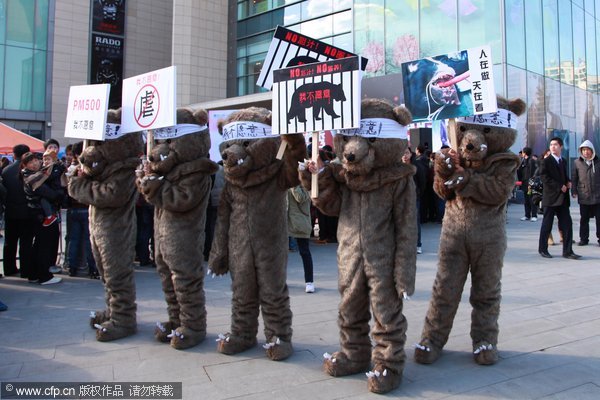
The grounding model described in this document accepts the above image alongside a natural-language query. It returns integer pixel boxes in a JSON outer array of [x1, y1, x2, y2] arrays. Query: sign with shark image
[[401, 45, 496, 122]]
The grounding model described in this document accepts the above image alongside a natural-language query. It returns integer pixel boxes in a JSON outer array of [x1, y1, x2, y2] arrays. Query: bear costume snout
[[148, 144, 177, 174], [458, 130, 488, 162], [339, 136, 376, 175], [79, 146, 107, 177]]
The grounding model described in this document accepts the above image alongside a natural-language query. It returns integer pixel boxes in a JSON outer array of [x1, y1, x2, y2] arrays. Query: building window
[[1, 0, 48, 112]]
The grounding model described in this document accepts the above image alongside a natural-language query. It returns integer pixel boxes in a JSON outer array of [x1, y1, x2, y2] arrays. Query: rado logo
[[95, 36, 121, 46]]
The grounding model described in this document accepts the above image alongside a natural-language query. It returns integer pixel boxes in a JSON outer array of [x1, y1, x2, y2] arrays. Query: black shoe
[[578, 240, 589, 246], [69, 269, 77, 277], [539, 251, 553, 258], [89, 271, 100, 280], [563, 253, 582, 260]]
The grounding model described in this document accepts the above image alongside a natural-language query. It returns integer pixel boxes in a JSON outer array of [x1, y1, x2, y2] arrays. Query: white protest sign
[[401, 45, 496, 123], [64, 84, 110, 140], [272, 56, 362, 135], [208, 109, 238, 161], [121, 66, 177, 133]]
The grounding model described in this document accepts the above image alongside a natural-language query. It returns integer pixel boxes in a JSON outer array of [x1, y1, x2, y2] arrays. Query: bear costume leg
[[218, 259, 260, 355], [469, 236, 504, 365], [416, 233, 469, 364], [154, 247, 181, 343], [257, 248, 293, 361], [366, 267, 408, 394], [325, 266, 371, 377], [91, 236, 137, 342], [169, 261, 207, 350]]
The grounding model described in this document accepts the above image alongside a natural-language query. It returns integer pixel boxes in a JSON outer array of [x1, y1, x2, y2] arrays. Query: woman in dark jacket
[[20, 152, 63, 285]]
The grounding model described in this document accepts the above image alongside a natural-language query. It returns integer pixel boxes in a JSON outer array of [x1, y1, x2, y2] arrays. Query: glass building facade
[[234, 0, 600, 155], [0, 0, 50, 138]]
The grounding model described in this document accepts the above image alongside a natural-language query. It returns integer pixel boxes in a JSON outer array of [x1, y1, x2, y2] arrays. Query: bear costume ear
[[106, 108, 121, 124], [193, 108, 208, 126], [217, 119, 226, 134], [507, 98, 526, 116], [497, 96, 526, 116], [393, 106, 412, 126], [176, 107, 195, 124]]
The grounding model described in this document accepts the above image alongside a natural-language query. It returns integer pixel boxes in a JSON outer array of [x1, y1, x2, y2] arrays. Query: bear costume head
[[334, 98, 413, 176], [79, 108, 143, 177], [147, 107, 211, 175], [217, 107, 281, 183], [455, 96, 526, 159]]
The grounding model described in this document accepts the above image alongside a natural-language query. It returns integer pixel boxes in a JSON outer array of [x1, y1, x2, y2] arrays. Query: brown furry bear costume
[[208, 107, 306, 361], [300, 98, 417, 394], [136, 107, 218, 350], [414, 97, 526, 365], [68, 109, 143, 341]]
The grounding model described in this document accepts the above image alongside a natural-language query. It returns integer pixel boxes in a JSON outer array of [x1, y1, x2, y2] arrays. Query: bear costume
[[208, 107, 306, 361], [68, 109, 143, 341], [137, 107, 218, 350], [300, 98, 417, 394], [414, 97, 526, 365]]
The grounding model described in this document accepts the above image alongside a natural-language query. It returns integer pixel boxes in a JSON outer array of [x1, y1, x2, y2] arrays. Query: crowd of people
[[516, 138, 600, 259]]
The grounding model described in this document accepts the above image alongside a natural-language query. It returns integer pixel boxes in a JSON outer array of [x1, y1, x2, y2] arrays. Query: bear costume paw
[[168, 326, 206, 350], [89, 310, 110, 329], [323, 351, 370, 377], [473, 342, 498, 365], [94, 320, 136, 342], [216, 333, 256, 355], [263, 337, 293, 361], [414, 339, 442, 364], [154, 321, 179, 343], [366, 365, 402, 394]]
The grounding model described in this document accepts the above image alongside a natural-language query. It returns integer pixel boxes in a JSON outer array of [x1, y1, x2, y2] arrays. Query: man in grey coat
[[572, 140, 600, 246]]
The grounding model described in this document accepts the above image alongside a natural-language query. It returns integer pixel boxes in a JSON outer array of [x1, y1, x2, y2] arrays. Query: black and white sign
[[272, 57, 362, 135], [257, 26, 368, 90]]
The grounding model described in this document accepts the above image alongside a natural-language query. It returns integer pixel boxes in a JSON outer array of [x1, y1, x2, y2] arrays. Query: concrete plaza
[[1, 202, 599, 399]]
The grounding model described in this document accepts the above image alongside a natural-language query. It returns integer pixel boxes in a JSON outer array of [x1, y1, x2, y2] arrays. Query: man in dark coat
[[538, 137, 581, 259], [517, 146, 538, 221], [571, 140, 600, 246], [1, 144, 35, 278]]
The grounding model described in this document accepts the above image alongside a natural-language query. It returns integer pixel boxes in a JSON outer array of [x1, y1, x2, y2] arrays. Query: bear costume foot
[[473, 342, 498, 365], [263, 337, 293, 361], [89, 310, 110, 329], [154, 321, 179, 343], [94, 320, 137, 342], [414, 339, 442, 364], [216, 333, 257, 355], [323, 352, 370, 377], [170, 326, 206, 350], [366, 364, 402, 394]]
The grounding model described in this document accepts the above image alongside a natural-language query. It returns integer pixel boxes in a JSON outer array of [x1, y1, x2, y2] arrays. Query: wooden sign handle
[[83, 139, 89, 153], [276, 140, 287, 160], [146, 130, 154, 159], [448, 118, 458, 151], [311, 131, 319, 199]]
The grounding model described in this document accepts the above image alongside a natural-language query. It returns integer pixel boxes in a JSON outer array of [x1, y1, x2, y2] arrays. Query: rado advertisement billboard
[[89, 0, 126, 109]]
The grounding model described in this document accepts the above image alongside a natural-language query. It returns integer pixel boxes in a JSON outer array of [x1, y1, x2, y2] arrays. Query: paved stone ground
[[0, 203, 599, 399]]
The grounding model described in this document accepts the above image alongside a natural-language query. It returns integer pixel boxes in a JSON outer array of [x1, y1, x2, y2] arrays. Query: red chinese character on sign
[[299, 92, 307, 103], [323, 89, 331, 101], [315, 90, 323, 100], [298, 36, 307, 46]]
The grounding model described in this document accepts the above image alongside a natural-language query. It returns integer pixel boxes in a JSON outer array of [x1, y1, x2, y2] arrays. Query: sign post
[[64, 83, 111, 141], [121, 66, 177, 134]]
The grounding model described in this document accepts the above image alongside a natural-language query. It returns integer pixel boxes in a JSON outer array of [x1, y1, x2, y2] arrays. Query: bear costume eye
[[225, 143, 231, 148], [368, 137, 377, 143], [243, 141, 250, 147], [459, 126, 466, 132], [343, 136, 349, 142], [483, 127, 491, 133], [166, 139, 172, 144]]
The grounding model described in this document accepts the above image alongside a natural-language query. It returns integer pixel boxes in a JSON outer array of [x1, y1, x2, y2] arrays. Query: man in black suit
[[538, 137, 581, 259]]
